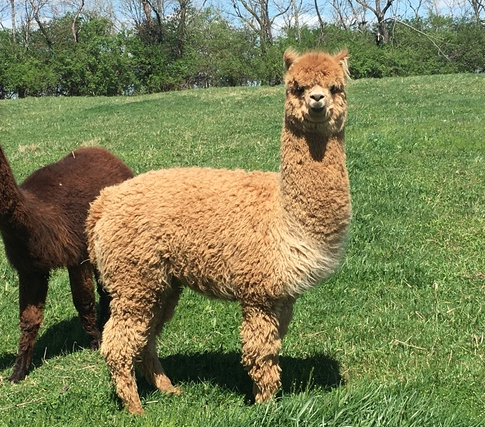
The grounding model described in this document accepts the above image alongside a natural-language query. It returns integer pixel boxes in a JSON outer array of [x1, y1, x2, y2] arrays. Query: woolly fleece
[[87, 49, 351, 414]]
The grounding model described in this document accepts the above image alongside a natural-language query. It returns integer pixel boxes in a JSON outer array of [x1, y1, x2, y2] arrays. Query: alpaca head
[[283, 49, 349, 134]]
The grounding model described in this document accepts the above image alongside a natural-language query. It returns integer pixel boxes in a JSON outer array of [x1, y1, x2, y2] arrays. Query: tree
[[26, 0, 53, 48], [230, 0, 290, 51], [315, 0, 368, 32], [188, 9, 259, 87], [276, 0, 311, 42], [10, 0, 16, 41], [469, 0, 485, 26], [352, 0, 395, 45], [70, 0, 85, 42]]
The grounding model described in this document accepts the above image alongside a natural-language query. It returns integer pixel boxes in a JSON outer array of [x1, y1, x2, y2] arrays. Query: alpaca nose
[[310, 92, 325, 102]]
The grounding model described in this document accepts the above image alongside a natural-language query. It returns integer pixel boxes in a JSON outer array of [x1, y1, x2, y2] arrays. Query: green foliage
[[51, 16, 136, 96], [0, 33, 54, 97], [0, 12, 484, 98], [189, 11, 260, 87], [451, 20, 485, 72]]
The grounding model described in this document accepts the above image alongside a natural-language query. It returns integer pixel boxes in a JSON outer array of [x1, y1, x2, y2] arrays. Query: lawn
[[0, 72, 484, 426]]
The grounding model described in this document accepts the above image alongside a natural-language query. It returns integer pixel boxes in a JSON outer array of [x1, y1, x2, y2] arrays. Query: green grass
[[0, 73, 485, 426]]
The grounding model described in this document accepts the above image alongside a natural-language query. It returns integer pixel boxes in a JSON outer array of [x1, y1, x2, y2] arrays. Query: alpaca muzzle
[[309, 91, 326, 113]]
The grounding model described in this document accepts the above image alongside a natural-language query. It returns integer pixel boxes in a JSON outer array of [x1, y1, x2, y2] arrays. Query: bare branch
[[10, 0, 17, 41], [469, 0, 485, 25], [406, 0, 424, 20], [28, 0, 53, 48], [71, 0, 85, 43], [381, 0, 394, 16], [394, 18, 451, 60], [314, 0, 325, 29], [352, 0, 396, 44]]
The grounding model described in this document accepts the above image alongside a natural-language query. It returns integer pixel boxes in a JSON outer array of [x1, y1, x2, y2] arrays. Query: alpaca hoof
[[254, 393, 273, 404], [8, 374, 23, 384], [253, 383, 277, 404], [164, 385, 182, 396], [126, 403, 144, 415], [89, 338, 100, 350], [8, 369, 27, 384]]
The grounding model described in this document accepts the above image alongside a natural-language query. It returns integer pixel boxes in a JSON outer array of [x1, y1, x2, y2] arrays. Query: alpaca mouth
[[311, 106, 325, 114]]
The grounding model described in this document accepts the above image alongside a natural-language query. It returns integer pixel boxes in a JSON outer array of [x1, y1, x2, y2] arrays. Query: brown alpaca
[[1, 145, 133, 383], [87, 49, 351, 414]]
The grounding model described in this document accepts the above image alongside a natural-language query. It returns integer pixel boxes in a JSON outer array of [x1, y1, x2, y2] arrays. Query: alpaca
[[87, 49, 351, 414], [1, 145, 133, 383]]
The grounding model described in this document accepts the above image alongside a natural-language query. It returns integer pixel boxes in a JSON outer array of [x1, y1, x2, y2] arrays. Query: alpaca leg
[[101, 302, 153, 415], [137, 282, 183, 395], [277, 297, 295, 340], [138, 340, 180, 395], [9, 272, 49, 383], [94, 268, 111, 331], [68, 264, 101, 349], [240, 304, 282, 403]]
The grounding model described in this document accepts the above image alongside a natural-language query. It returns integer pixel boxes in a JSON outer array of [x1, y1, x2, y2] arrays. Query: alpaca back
[[87, 167, 286, 300], [87, 165, 341, 302], [2, 147, 133, 271]]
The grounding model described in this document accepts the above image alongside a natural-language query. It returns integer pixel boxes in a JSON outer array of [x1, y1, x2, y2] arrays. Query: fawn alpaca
[[87, 49, 351, 414]]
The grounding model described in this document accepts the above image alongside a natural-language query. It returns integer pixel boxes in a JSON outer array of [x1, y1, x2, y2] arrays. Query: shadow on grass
[[1, 317, 342, 404], [0, 316, 91, 376], [138, 351, 343, 402]]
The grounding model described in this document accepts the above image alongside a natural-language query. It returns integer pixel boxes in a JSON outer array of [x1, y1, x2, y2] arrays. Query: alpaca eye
[[330, 86, 341, 95], [293, 85, 305, 96]]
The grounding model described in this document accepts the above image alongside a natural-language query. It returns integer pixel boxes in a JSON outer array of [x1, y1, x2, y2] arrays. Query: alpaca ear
[[335, 50, 350, 82], [284, 48, 299, 71]]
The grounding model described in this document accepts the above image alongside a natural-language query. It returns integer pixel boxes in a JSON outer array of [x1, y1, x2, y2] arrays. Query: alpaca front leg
[[240, 304, 282, 402], [68, 265, 101, 349], [9, 272, 48, 383]]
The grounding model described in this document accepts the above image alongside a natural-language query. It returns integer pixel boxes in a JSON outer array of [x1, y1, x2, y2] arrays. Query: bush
[[0, 12, 483, 98]]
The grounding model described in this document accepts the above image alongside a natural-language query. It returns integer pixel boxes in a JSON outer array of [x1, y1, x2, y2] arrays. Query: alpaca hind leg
[[9, 272, 49, 383], [137, 282, 183, 395], [277, 297, 295, 339], [138, 340, 180, 395], [240, 304, 282, 402], [101, 303, 153, 415], [94, 268, 111, 331], [68, 264, 100, 349]]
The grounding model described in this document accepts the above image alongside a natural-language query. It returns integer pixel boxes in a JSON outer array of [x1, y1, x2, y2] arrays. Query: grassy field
[[0, 72, 484, 426]]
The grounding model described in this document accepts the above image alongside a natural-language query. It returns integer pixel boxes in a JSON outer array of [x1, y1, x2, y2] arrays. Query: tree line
[[0, 1, 484, 98]]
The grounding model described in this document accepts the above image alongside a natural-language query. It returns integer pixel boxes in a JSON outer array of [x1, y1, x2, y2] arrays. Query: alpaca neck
[[280, 119, 351, 241], [0, 146, 27, 230]]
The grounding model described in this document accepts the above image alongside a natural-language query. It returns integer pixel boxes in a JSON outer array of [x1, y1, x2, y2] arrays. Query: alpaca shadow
[[0, 316, 90, 374], [138, 351, 343, 401]]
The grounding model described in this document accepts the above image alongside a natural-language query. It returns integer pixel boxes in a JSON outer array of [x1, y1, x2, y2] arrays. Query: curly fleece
[[87, 49, 351, 415]]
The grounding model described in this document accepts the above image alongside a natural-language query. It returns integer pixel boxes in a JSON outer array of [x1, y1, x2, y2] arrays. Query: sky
[[0, 0, 474, 32]]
